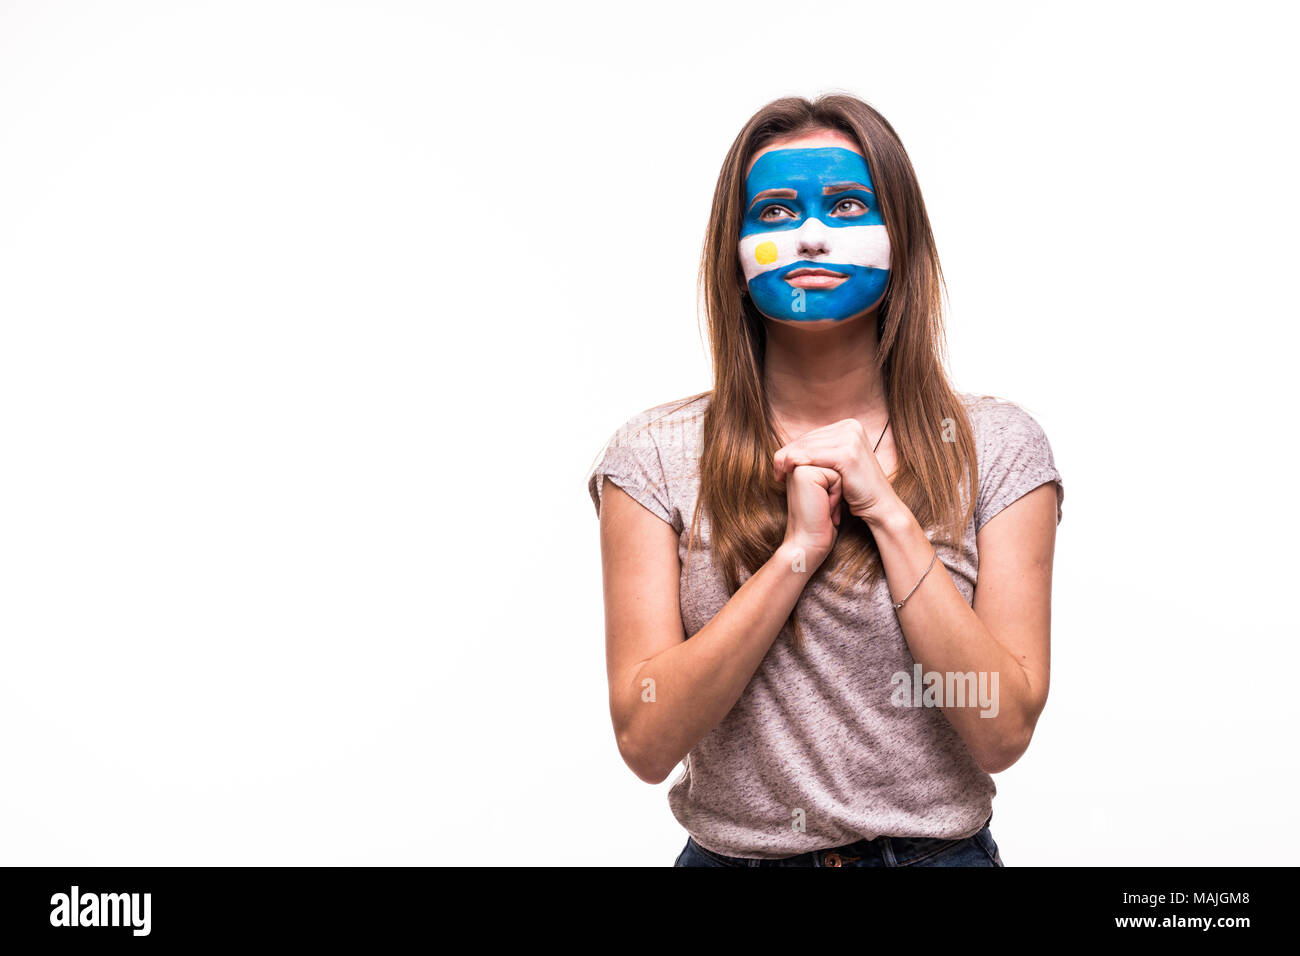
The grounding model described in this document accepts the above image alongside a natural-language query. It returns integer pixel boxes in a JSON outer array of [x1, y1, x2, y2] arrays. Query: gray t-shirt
[[586, 390, 1064, 858]]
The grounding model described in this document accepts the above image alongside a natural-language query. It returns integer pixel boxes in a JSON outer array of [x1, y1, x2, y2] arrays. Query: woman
[[586, 93, 1063, 867]]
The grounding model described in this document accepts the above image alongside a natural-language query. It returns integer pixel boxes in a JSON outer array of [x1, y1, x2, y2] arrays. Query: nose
[[796, 218, 831, 258]]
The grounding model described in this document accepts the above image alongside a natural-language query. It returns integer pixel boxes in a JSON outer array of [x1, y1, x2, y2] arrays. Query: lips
[[784, 267, 848, 279], [783, 266, 849, 289]]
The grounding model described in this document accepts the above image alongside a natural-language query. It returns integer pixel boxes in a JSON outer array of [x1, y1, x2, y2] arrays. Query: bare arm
[[599, 465, 840, 784], [771, 417, 1059, 774], [866, 482, 1058, 773]]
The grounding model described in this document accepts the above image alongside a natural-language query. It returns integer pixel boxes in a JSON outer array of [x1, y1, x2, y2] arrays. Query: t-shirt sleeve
[[975, 402, 1064, 533], [586, 418, 677, 529]]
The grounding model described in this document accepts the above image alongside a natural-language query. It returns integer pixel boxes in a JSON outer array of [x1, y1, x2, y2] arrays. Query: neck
[[762, 309, 889, 439]]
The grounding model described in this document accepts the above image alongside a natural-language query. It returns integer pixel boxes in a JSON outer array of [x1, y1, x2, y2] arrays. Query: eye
[[832, 197, 868, 216], [757, 204, 797, 223]]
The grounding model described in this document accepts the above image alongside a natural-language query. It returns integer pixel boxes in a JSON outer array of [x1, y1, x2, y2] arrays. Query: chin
[[768, 315, 848, 330], [765, 308, 875, 330]]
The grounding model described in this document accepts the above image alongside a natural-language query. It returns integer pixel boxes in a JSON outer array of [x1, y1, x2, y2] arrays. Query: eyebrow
[[748, 183, 874, 211], [823, 182, 873, 195], [748, 187, 796, 211]]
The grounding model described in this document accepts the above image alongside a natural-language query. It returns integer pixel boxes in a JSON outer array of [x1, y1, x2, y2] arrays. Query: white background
[[1, 0, 1295, 866]]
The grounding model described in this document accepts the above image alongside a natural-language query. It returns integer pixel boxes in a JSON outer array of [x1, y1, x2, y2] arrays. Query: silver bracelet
[[892, 548, 938, 611]]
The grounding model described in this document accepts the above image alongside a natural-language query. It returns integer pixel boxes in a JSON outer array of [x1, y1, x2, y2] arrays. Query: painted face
[[738, 146, 890, 323]]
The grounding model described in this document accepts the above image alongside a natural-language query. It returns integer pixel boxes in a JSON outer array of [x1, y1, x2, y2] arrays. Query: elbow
[[615, 727, 675, 785], [630, 763, 673, 786], [975, 747, 1023, 775], [973, 718, 1036, 775], [974, 690, 1047, 773]]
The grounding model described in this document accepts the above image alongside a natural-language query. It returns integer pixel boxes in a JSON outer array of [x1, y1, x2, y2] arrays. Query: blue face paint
[[738, 146, 891, 323]]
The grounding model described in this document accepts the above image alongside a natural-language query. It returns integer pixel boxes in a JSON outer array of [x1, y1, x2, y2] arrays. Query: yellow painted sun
[[754, 241, 778, 265]]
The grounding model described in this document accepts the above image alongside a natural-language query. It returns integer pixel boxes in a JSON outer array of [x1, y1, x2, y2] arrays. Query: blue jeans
[[673, 817, 1004, 867]]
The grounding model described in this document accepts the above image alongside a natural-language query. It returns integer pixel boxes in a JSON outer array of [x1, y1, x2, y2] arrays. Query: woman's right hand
[[781, 463, 842, 570]]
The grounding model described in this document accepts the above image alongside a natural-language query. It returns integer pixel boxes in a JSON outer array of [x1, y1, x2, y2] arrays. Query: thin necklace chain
[[873, 418, 890, 453], [774, 415, 891, 452]]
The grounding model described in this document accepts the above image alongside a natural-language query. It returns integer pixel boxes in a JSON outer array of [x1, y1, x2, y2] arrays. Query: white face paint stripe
[[738, 220, 891, 282]]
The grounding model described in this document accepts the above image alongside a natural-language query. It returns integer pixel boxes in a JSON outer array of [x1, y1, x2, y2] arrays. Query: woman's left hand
[[774, 419, 900, 522]]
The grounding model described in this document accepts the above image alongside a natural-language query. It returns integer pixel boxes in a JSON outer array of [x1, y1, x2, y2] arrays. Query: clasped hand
[[774, 419, 895, 522]]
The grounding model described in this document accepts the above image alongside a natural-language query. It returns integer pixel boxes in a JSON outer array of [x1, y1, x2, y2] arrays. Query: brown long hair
[[687, 93, 978, 648]]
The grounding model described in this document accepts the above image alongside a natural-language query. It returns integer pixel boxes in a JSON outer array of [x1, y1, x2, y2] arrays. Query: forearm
[[865, 500, 1037, 772], [614, 542, 814, 783]]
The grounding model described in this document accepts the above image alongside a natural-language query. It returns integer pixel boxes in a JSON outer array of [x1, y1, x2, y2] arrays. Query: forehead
[[744, 146, 873, 195]]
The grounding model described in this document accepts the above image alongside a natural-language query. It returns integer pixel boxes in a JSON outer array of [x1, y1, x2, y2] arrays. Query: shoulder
[[586, 391, 710, 528], [957, 390, 1052, 452], [955, 390, 1064, 530], [599, 390, 711, 456]]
